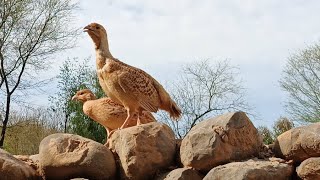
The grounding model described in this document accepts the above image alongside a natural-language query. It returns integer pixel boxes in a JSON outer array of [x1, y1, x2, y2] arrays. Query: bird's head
[[84, 22, 107, 49], [72, 89, 96, 103]]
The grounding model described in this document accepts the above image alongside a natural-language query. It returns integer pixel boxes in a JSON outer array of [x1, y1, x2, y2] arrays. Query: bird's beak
[[83, 25, 91, 32], [71, 95, 77, 101]]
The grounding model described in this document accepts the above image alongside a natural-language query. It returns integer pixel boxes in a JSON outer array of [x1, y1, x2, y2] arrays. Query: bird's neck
[[96, 35, 114, 69], [91, 95, 97, 100], [82, 96, 97, 104], [83, 97, 96, 106]]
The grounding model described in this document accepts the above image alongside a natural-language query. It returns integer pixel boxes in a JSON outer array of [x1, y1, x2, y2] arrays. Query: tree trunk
[[0, 95, 10, 148], [64, 113, 68, 133]]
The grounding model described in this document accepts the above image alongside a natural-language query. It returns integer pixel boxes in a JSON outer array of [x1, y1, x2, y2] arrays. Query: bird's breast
[[98, 71, 123, 105], [82, 103, 93, 117]]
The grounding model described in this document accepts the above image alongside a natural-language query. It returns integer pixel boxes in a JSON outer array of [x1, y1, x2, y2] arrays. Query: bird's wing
[[117, 69, 159, 112], [100, 98, 127, 114], [97, 73, 110, 96]]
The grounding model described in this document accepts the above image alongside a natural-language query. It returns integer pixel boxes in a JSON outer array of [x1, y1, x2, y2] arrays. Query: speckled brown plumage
[[72, 89, 156, 137], [84, 22, 181, 129]]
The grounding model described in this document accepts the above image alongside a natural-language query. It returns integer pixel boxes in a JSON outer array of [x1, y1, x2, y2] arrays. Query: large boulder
[[39, 133, 116, 180], [0, 149, 40, 180], [180, 111, 262, 172], [203, 159, 293, 180], [107, 122, 176, 180], [273, 123, 320, 162], [297, 157, 320, 180], [156, 168, 203, 180]]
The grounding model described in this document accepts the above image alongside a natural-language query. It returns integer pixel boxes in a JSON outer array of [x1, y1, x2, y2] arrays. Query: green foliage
[[50, 58, 106, 143], [68, 100, 106, 143], [258, 116, 294, 145], [280, 43, 320, 122], [257, 126, 274, 145]]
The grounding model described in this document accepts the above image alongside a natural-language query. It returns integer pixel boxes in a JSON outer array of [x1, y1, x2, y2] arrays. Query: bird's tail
[[168, 100, 182, 120], [152, 77, 182, 120]]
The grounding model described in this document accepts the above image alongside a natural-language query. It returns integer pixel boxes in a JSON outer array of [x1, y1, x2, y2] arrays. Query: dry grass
[[1, 108, 62, 155], [2, 120, 60, 155]]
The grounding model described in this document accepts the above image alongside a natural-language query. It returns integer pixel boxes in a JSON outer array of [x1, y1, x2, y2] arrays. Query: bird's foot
[[105, 129, 120, 148], [136, 120, 142, 126], [104, 141, 110, 148]]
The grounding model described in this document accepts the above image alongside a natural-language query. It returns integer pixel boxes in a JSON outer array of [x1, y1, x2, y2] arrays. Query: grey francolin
[[72, 89, 156, 137], [84, 22, 181, 129]]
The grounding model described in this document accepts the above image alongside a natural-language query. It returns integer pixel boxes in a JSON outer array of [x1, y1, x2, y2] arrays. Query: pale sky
[[32, 0, 320, 128]]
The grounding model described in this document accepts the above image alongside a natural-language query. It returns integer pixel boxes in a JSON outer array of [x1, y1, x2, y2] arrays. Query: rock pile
[[274, 122, 320, 180], [1, 111, 320, 179]]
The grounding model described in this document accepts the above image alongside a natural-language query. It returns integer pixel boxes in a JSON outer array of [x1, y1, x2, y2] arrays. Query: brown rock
[[0, 149, 40, 180], [258, 144, 274, 159], [156, 168, 203, 180], [180, 112, 262, 172], [203, 159, 293, 180], [273, 123, 320, 162], [107, 122, 176, 180], [13, 154, 30, 161], [14, 154, 40, 174], [39, 133, 116, 180], [29, 154, 40, 165], [297, 157, 320, 180]]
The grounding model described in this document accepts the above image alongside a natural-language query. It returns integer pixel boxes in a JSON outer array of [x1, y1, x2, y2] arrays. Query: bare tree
[[273, 117, 294, 137], [159, 59, 249, 138], [280, 44, 320, 123], [0, 0, 79, 147]]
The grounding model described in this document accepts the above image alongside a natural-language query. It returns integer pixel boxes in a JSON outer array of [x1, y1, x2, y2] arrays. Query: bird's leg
[[136, 116, 142, 126], [136, 110, 143, 126], [120, 109, 135, 129], [105, 127, 113, 148], [106, 127, 117, 139], [108, 130, 116, 138]]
